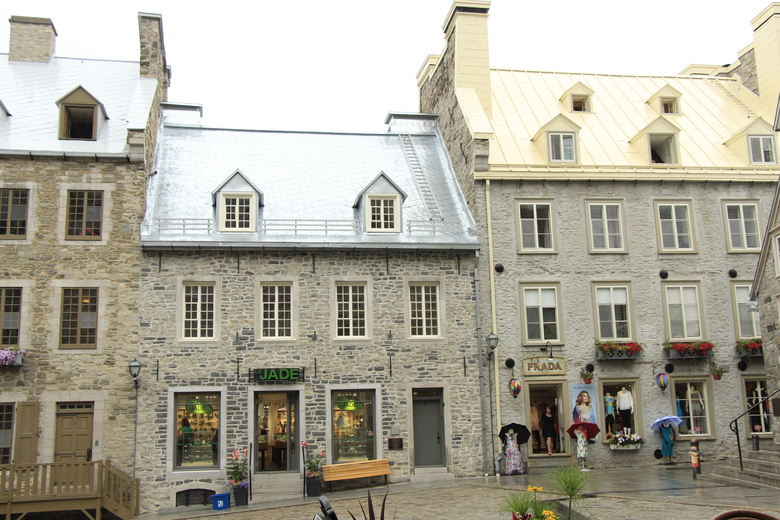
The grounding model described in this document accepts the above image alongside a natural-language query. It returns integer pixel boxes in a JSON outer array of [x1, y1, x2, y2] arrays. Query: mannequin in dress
[[604, 393, 616, 432], [616, 386, 634, 432], [504, 429, 524, 475], [688, 385, 705, 433]]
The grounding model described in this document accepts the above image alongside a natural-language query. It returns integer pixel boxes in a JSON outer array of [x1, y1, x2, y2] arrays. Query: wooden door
[[55, 406, 93, 462]]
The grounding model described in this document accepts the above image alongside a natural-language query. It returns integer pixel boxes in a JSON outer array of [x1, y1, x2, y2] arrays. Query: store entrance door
[[412, 388, 445, 466], [527, 384, 566, 455], [255, 392, 298, 472]]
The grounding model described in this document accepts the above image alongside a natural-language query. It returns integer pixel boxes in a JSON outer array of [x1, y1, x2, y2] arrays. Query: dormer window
[[559, 82, 594, 114], [647, 85, 682, 115], [368, 195, 400, 232], [57, 86, 105, 141], [650, 134, 678, 164], [749, 136, 776, 164], [572, 96, 589, 112], [630, 117, 681, 165], [549, 133, 576, 162], [661, 98, 678, 114], [220, 194, 254, 230]]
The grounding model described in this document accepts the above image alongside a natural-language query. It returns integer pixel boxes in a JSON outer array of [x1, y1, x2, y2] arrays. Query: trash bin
[[211, 493, 231, 511]]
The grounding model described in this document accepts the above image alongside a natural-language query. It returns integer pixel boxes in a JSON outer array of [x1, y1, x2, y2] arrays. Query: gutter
[[0, 150, 142, 162], [141, 242, 481, 251]]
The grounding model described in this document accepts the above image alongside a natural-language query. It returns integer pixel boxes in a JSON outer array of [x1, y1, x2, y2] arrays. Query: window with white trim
[[674, 380, 710, 436], [261, 284, 292, 338], [367, 195, 399, 232], [183, 284, 215, 339], [548, 133, 575, 162], [572, 95, 589, 112], [661, 98, 678, 114], [656, 201, 695, 252], [60, 288, 98, 348], [724, 202, 760, 252], [517, 201, 555, 252], [409, 283, 439, 337], [0, 288, 21, 347], [0, 189, 28, 239], [749, 136, 776, 164], [664, 284, 702, 341], [733, 284, 760, 340], [336, 284, 366, 337], [587, 202, 624, 252], [521, 285, 561, 344], [66, 190, 102, 240], [218, 193, 255, 232], [744, 379, 772, 435], [594, 285, 631, 341]]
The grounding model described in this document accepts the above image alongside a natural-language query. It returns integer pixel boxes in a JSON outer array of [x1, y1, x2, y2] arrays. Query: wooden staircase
[[706, 442, 780, 492]]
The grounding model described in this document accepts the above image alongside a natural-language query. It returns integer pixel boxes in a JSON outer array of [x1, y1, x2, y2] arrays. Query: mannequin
[[749, 384, 770, 432], [504, 429, 524, 475], [660, 420, 675, 460], [604, 393, 616, 432], [616, 387, 634, 432], [688, 385, 704, 434]]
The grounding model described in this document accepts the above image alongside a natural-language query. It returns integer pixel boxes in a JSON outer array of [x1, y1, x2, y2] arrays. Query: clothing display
[[660, 423, 675, 457], [574, 429, 588, 458], [604, 394, 615, 415], [504, 433, 524, 475], [617, 388, 634, 430]]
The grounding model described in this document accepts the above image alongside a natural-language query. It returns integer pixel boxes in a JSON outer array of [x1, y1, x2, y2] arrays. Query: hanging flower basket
[[663, 341, 715, 359], [735, 339, 763, 358], [0, 347, 25, 366]]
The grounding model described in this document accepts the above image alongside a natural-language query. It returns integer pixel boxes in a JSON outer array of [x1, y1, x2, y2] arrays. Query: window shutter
[[13, 401, 39, 463]]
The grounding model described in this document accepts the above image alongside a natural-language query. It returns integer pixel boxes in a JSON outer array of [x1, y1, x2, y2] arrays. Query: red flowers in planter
[[735, 338, 762, 356], [663, 341, 715, 355], [596, 341, 644, 355]]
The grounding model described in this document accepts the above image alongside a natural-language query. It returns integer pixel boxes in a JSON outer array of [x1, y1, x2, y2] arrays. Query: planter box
[[596, 350, 642, 360], [665, 350, 712, 360], [610, 444, 641, 450], [12, 353, 23, 366], [738, 347, 763, 358]]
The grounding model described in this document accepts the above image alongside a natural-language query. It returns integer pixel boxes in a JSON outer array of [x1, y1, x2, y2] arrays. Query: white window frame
[[661, 98, 679, 114], [177, 278, 221, 342], [366, 195, 400, 233], [672, 378, 713, 438], [732, 283, 761, 341], [548, 132, 576, 163], [749, 135, 776, 165], [219, 192, 256, 232], [655, 200, 696, 253], [649, 133, 679, 164], [585, 200, 626, 253], [258, 281, 295, 340], [571, 95, 590, 112], [742, 378, 772, 436], [722, 201, 761, 253], [332, 279, 371, 340], [662, 283, 704, 341], [592, 284, 633, 342], [520, 283, 563, 345], [516, 200, 556, 253], [408, 281, 442, 338]]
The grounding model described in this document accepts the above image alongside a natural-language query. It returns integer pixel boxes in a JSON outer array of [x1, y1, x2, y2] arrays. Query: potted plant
[[595, 340, 643, 360], [301, 441, 325, 497], [735, 338, 763, 357], [228, 448, 250, 506], [663, 341, 715, 359], [580, 368, 593, 384], [607, 431, 644, 450], [0, 346, 25, 366], [709, 364, 726, 380]]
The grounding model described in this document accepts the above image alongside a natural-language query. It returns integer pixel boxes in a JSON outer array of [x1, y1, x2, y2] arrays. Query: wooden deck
[[0, 460, 139, 520]]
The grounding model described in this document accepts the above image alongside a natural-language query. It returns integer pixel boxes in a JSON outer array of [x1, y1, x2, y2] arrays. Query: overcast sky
[[1, 1, 774, 132]]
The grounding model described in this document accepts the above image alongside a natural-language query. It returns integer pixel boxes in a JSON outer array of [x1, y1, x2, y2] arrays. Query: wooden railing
[[0, 460, 138, 520]]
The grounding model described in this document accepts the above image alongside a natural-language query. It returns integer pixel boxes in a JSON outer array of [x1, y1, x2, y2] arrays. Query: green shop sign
[[253, 368, 304, 382]]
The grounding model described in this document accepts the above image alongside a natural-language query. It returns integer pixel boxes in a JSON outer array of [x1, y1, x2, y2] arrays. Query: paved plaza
[[138, 464, 780, 520]]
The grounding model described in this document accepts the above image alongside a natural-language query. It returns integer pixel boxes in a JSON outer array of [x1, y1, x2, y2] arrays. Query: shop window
[[0, 403, 12, 464], [409, 283, 439, 337], [600, 381, 638, 438], [261, 284, 292, 338], [174, 393, 220, 470], [60, 288, 97, 349], [0, 189, 28, 239], [744, 379, 772, 435], [332, 390, 375, 463], [673, 380, 710, 436], [66, 190, 102, 240]]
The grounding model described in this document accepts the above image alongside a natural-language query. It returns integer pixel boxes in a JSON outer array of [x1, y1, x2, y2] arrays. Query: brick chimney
[[8, 16, 57, 62], [751, 4, 780, 117]]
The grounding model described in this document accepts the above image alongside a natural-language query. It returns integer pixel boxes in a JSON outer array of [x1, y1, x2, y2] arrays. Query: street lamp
[[486, 332, 499, 357], [128, 359, 142, 388]]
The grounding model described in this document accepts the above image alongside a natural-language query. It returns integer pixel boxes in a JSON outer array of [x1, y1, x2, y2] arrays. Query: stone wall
[[134, 248, 483, 512], [8, 16, 56, 63]]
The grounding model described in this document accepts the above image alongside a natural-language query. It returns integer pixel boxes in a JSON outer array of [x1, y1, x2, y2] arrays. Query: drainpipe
[[485, 180, 501, 433], [474, 251, 490, 475]]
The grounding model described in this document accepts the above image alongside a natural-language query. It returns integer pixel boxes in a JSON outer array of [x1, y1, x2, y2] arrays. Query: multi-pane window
[[749, 136, 776, 164], [183, 284, 215, 339], [588, 202, 623, 251], [332, 390, 375, 463], [0, 404, 12, 464], [733, 284, 761, 340], [595, 286, 630, 340], [261, 284, 292, 338], [368, 196, 398, 232], [60, 288, 97, 348], [549, 133, 575, 162], [657, 202, 693, 251], [336, 284, 366, 337], [522, 286, 560, 343], [518, 202, 554, 251], [725, 203, 760, 251], [0, 189, 28, 239], [745, 379, 772, 435], [409, 284, 439, 337], [665, 285, 701, 340], [223, 196, 251, 230], [66, 191, 102, 239], [0, 288, 21, 346], [674, 381, 709, 436]]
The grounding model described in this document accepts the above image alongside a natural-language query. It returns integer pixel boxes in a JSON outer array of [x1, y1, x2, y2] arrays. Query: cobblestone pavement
[[139, 465, 780, 520]]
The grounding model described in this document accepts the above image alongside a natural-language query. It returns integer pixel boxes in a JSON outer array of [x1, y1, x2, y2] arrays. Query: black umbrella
[[498, 423, 531, 445]]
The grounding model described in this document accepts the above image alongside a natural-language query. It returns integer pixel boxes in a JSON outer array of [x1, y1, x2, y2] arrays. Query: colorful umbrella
[[498, 423, 532, 445], [566, 421, 600, 440], [651, 416, 684, 433]]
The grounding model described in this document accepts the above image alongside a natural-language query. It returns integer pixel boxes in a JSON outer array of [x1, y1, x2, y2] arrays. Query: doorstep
[[409, 466, 454, 483]]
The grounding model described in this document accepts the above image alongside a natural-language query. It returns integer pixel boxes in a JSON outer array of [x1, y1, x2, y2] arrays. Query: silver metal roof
[[142, 117, 479, 250]]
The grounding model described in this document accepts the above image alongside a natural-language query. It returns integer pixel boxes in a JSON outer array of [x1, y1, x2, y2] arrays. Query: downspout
[[485, 180, 501, 433], [474, 250, 490, 475]]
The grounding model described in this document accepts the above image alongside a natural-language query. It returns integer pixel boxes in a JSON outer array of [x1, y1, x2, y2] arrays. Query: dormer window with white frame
[[559, 82, 594, 114], [368, 195, 400, 232], [56, 86, 106, 141], [661, 98, 678, 114], [549, 133, 576, 162], [212, 169, 263, 233], [532, 114, 581, 165], [650, 134, 679, 164], [572, 96, 589, 112], [724, 119, 776, 166], [630, 117, 681, 165], [647, 85, 682, 115], [749, 135, 776, 164]]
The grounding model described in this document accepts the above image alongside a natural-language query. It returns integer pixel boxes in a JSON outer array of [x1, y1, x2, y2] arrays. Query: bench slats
[[322, 459, 390, 482]]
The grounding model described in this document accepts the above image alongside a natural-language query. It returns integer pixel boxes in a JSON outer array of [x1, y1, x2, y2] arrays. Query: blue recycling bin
[[211, 492, 230, 510]]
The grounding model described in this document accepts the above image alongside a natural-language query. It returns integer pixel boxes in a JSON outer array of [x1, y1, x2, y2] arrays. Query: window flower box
[[608, 431, 643, 450], [609, 444, 641, 450], [663, 341, 714, 360], [595, 341, 643, 360], [0, 347, 25, 366], [735, 339, 763, 358]]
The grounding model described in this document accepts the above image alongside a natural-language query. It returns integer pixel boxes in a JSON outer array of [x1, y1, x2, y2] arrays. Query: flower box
[[665, 349, 713, 360], [735, 340, 763, 358], [0, 348, 25, 366], [610, 444, 641, 450], [596, 350, 642, 360], [663, 341, 715, 360]]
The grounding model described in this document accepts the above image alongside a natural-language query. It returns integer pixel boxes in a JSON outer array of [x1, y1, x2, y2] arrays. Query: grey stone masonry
[[8, 16, 56, 62]]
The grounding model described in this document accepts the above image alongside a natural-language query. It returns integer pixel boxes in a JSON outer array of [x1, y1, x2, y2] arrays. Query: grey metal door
[[413, 389, 444, 466]]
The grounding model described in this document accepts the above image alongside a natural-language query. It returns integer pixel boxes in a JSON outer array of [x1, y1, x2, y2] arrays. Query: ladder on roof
[[707, 78, 755, 118], [399, 134, 442, 220]]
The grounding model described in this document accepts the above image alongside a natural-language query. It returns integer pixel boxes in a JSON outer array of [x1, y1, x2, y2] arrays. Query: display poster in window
[[570, 383, 599, 442]]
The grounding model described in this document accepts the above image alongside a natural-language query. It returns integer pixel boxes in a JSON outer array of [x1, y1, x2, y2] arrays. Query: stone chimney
[[751, 3, 780, 117], [8, 16, 57, 62], [138, 13, 170, 99]]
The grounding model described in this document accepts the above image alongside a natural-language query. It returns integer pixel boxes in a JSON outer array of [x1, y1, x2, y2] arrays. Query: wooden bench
[[321, 459, 391, 490]]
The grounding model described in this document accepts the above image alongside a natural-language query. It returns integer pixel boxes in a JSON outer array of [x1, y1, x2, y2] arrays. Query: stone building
[[0, 11, 167, 479], [418, 1, 778, 469], [135, 111, 482, 511]]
